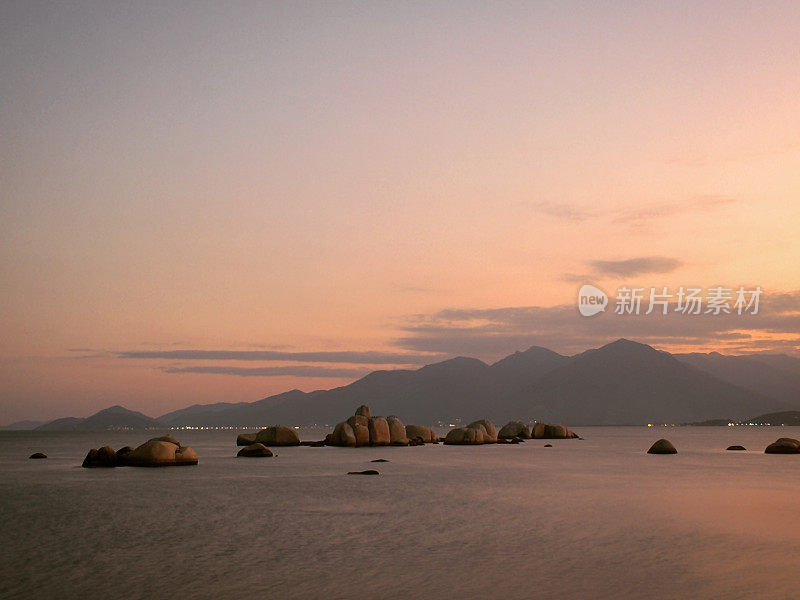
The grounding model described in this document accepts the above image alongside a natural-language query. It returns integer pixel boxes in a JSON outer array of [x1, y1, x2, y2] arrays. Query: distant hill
[[27, 340, 800, 430], [0, 419, 47, 430], [674, 352, 800, 405], [35, 405, 164, 431], [158, 339, 794, 427], [745, 411, 800, 426]]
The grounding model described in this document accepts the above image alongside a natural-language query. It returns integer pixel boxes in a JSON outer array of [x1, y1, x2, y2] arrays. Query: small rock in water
[[347, 469, 379, 475], [726, 445, 746, 451], [371, 459, 389, 462], [647, 439, 677, 454], [543, 444, 552, 448], [237, 443, 273, 457], [29, 452, 47, 459]]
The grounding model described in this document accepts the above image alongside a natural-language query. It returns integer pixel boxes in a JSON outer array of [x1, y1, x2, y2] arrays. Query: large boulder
[[237, 443, 273, 457], [115, 446, 134, 466], [255, 426, 300, 446], [236, 433, 257, 446], [444, 427, 484, 445], [387, 416, 409, 446], [328, 422, 357, 447], [368, 417, 390, 446], [498, 421, 531, 440], [355, 405, 371, 419], [346, 415, 370, 447], [466, 419, 498, 443], [531, 422, 579, 439], [148, 435, 180, 445], [765, 438, 800, 454], [647, 439, 677, 454], [129, 440, 198, 466], [406, 425, 438, 444], [82, 445, 117, 468]]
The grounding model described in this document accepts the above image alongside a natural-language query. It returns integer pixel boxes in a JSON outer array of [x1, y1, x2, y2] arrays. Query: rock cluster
[[444, 420, 498, 445], [81, 436, 198, 468], [326, 406, 427, 447], [764, 437, 800, 454]]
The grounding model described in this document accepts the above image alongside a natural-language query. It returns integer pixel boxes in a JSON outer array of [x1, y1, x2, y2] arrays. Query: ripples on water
[[2, 427, 800, 599]]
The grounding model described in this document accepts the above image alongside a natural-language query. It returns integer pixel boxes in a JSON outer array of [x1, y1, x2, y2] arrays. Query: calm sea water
[[2, 426, 800, 600]]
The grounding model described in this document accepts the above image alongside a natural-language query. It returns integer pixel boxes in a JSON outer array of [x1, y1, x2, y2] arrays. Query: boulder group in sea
[[764, 438, 800, 454], [647, 439, 677, 454], [531, 423, 579, 439], [81, 436, 198, 468], [444, 419, 498, 445], [237, 426, 300, 447], [325, 406, 436, 447]]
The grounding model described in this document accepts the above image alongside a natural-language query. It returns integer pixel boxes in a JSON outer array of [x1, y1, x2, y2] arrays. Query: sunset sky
[[2, 1, 799, 423]]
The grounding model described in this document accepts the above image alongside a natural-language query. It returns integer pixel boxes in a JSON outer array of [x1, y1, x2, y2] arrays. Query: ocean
[[2, 426, 799, 599]]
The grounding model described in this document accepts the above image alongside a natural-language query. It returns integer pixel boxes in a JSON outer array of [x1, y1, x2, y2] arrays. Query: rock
[[647, 439, 677, 454], [347, 469, 379, 475], [236, 433, 257, 446], [544, 443, 552, 447], [444, 427, 484, 445], [371, 459, 389, 462], [129, 440, 198, 466], [387, 416, 409, 446], [408, 436, 425, 446], [237, 443, 273, 457], [355, 405, 371, 419], [255, 426, 300, 446], [29, 452, 47, 459], [531, 422, 579, 439], [405, 425, 438, 444], [115, 446, 134, 465], [467, 419, 498, 443], [765, 438, 800, 454], [498, 421, 531, 440], [329, 422, 357, 447], [82, 445, 117, 468], [148, 435, 180, 445], [300, 440, 326, 447], [346, 415, 370, 447], [368, 416, 391, 446], [726, 445, 746, 451]]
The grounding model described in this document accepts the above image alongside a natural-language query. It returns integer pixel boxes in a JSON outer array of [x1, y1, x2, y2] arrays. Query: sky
[[1, 1, 799, 423]]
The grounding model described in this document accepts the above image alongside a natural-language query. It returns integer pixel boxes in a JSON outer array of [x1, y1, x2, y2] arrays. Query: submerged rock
[[647, 439, 677, 454], [726, 445, 746, 451], [371, 459, 389, 463], [255, 426, 300, 446], [764, 438, 800, 454], [29, 452, 47, 459], [237, 443, 273, 457], [347, 469, 379, 475]]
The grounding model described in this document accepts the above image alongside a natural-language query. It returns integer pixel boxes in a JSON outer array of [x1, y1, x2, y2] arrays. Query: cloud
[[612, 195, 736, 226], [117, 349, 441, 364], [527, 201, 596, 222], [394, 289, 800, 359], [588, 256, 683, 277], [162, 365, 369, 378]]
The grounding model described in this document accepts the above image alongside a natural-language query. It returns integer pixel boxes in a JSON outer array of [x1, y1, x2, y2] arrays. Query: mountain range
[[11, 339, 800, 430]]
